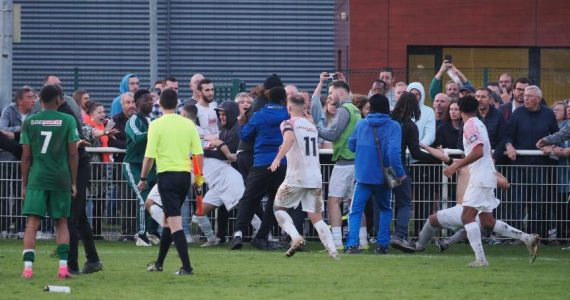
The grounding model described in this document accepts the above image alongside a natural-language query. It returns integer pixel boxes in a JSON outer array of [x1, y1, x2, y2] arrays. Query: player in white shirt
[[195, 78, 219, 143], [270, 95, 339, 260], [414, 144, 539, 263], [443, 95, 527, 267]]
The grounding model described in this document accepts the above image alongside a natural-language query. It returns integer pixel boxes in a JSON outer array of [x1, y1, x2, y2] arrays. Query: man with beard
[[192, 101, 247, 246], [499, 77, 532, 121], [196, 78, 219, 140]]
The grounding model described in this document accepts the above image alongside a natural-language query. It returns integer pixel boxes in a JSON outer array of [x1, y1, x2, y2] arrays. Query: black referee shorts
[[157, 171, 191, 217]]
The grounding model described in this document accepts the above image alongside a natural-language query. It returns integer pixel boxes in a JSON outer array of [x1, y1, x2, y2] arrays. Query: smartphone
[[329, 73, 338, 81], [444, 55, 452, 63]]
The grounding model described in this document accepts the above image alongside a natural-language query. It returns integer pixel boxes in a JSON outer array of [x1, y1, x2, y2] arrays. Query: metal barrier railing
[[1, 148, 568, 242]]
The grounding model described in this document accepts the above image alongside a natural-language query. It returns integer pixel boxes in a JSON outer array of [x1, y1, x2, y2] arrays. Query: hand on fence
[[506, 144, 517, 161], [78, 139, 91, 147], [443, 163, 458, 177], [535, 138, 547, 149], [552, 146, 569, 157]]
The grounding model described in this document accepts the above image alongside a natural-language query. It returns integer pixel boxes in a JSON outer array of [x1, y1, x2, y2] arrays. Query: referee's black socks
[[156, 228, 172, 267], [172, 230, 193, 272]]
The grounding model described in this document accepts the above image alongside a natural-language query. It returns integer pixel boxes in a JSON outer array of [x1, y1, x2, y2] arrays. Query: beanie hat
[[263, 74, 283, 90], [369, 94, 390, 114]]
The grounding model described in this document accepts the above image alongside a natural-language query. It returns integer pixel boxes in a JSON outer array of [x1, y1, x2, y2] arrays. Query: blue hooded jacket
[[111, 74, 136, 116], [349, 112, 405, 185], [239, 103, 289, 167]]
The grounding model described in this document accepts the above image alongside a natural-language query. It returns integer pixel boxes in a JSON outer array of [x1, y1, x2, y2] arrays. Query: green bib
[[332, 103, 361, 161]]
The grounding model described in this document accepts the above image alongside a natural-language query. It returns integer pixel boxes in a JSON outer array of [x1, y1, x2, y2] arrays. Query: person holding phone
[[429, 55, 474, 101]]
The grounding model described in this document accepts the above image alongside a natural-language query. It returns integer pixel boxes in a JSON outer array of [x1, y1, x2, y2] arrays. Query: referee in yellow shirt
[[137, 88, 204, 275]]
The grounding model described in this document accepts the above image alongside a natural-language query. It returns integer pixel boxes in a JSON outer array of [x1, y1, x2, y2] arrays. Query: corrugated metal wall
[[12, 0, 151, 105], [12, 0, 334, 106]]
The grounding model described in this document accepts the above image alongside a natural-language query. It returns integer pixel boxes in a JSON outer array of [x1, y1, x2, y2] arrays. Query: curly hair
[[391, 91, 420, 122]]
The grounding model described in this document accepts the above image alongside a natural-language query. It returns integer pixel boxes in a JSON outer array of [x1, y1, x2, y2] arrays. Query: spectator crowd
[[1, 59, 570, 259]]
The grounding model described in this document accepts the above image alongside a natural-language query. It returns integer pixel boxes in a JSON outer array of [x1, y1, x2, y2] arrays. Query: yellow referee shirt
[[145, 113, 203, 173]]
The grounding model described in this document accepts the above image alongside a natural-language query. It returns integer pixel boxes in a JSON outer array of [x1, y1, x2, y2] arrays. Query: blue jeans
[[346, 182, 392, 248], [392, 175, 412, 240]]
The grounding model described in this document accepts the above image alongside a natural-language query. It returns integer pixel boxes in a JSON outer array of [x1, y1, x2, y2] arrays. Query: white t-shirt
[[281, 117, 322, 188], [196, 101, 219, 140], [462, 117, 497, 188]]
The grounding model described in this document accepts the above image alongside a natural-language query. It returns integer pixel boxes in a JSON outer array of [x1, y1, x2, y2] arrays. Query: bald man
[[188, 73, 205, 105]]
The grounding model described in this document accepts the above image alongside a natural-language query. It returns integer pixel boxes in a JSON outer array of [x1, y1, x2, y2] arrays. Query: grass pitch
[[0, 240, 567, 299]]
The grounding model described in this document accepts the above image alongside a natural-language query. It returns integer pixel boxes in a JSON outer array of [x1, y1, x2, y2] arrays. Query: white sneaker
[[285, 236, 305, 258], [524, 234, 540, 263], [200, 237, 221, 247], [185, 234, 194, 244], [146, 233, 160, 245], [135, 234, 152, 247], [467, 260, 489, 268]]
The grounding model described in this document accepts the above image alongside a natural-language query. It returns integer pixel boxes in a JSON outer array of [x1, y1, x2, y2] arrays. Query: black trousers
[[68, 162, 99, 269], [234, 165, 286, 239]]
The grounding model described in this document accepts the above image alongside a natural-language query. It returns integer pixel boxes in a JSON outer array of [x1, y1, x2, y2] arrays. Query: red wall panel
[[338, 0, 570, 94]]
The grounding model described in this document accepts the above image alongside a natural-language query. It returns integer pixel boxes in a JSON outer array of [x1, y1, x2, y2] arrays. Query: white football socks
[[465, 222, 487, 262], [314, 220, 337, 254], [193, 215, 215, 241], [274, 210, 301, 239], [417, 221, 438, 249], [493, 220, 529, 243], [446, 228, 467, 246]]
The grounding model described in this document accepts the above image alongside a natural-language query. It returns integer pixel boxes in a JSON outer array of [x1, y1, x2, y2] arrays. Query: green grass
[[0, 240, 568, 300]]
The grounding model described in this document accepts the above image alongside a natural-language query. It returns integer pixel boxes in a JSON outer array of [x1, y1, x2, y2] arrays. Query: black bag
[[373, 128, 402, 189]]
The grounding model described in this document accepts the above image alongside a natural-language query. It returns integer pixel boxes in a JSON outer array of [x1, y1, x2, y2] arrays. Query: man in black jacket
[[503, 85, 558, 237], [58, 100, 103, 275]]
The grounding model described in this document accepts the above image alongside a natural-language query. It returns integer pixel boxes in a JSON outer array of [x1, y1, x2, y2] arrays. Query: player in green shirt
[[20, 84, 79, 279], [123, 89, 160, 246]]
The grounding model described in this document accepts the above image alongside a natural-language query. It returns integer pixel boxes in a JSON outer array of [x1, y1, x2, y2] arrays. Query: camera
[[329, 73, 338, 81]]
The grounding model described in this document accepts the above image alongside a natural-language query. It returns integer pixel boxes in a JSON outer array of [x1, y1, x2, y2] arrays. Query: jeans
[[346, 182, 392, 248], [392, 175, 412, 240]]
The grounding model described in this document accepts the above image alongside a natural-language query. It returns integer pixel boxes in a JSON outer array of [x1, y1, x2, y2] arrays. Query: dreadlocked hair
[[392, 91, 421, 122]]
